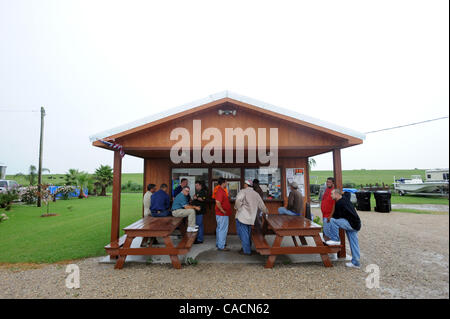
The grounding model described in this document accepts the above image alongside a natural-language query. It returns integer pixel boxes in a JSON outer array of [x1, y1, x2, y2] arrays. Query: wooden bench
[[104, 234, 127, 257], [256, 214, 344, 268], [105, 216, 197, 269]]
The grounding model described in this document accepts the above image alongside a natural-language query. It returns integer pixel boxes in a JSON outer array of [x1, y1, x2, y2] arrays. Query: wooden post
[[110, 151, 122, 258], [333, 148, 346, 258]]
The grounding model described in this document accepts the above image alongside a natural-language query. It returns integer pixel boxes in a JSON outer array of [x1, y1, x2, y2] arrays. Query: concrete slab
[[99, 235, 352, 266]]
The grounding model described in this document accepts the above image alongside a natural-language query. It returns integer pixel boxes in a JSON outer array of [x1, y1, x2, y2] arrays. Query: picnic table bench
[[252, 214, 344, 268], [105, 216, 197, 269]]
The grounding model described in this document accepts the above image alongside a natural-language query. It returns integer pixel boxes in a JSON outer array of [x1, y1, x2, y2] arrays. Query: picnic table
[[105, 216, 197, 269], [252, 214, 344, 268]]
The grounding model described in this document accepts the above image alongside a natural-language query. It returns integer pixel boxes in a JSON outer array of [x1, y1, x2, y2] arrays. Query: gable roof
[[89, 91, 365, 143]]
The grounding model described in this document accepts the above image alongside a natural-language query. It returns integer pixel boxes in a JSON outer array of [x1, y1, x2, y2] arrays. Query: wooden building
[[90, 91, 365, 247]]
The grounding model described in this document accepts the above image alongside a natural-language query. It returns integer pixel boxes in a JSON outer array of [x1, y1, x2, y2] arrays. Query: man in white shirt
[[234, 181, 268, 255], [143, 184, 156, 216]]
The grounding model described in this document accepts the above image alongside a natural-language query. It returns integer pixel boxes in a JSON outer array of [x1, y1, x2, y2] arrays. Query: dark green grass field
[[0, 193, 142, 263]]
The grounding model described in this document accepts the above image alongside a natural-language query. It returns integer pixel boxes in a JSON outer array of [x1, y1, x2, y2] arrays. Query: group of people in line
[[143, 176, 361, 267]]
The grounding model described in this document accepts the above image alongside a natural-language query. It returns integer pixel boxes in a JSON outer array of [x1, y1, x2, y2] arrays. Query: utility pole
[[37, 106, 45, 207]]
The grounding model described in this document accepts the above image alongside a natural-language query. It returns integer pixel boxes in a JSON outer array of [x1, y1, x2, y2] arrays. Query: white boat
[[393, 174, 449, 196]]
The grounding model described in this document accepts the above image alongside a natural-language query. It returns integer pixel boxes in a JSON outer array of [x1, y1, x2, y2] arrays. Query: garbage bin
[[355, 191, 371, 211], [374, 191, 391, 213]]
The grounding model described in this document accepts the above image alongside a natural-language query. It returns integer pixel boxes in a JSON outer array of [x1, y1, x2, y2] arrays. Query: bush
[[343, 182, 357, 188], [18, 186, 38, 205], [55, 185, 76, 200], [121, 181, 143, 192], [0, 189, 19, 209]]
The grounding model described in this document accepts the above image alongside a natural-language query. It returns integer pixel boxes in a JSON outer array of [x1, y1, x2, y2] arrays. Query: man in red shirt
[[215, 177, 232, 251], [321, 177, 335, 241]]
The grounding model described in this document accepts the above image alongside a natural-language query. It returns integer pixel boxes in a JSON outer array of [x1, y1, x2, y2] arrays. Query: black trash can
[[374, 191, 391, 213], [355, 191, 371, 211]]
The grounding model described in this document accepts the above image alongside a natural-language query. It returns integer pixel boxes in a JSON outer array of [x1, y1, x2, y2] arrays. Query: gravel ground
[[0, 209, 448, 299]]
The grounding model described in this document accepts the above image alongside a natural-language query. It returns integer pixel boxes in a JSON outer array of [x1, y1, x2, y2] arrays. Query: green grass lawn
[[309, 169, 426, 186], [0, 193, 142, 263]]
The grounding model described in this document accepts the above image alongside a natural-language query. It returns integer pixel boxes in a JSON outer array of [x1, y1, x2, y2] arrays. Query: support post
[[333, 148, 346, 258], [110, 151, 122, 258]]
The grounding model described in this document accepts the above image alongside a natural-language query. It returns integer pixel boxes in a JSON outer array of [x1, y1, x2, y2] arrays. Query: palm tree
[[15, 165, 50, 185], [308, 158, 317, 171], [65, 169, 79, 186], [75, 172, 90, 199], [93, 165, 113, 196]]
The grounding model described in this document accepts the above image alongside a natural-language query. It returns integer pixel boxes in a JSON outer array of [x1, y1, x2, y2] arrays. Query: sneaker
[[345, 262, 360, 269], [217, 247, 230, 251], [193, 240, 203, 244], [325, 240, 341, 246], [187, 226, 198, 232]]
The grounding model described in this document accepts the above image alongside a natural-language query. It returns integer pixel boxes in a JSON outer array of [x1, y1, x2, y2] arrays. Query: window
[[212, 168, 241, 179], [211, 168, 241, 200], [245, 167, 282, 200], [171, 168, 208, 197]]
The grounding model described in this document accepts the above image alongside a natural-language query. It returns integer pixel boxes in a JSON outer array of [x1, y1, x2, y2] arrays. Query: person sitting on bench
[[150, 184, 171, 217], [325, 188, 362, 269], [143, 183, 157, 216], [278, 182, 304, 216], [171, 186, 200, 232]]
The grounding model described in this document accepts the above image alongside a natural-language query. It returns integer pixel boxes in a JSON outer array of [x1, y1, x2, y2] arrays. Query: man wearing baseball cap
[[278, 182, 304, 216]]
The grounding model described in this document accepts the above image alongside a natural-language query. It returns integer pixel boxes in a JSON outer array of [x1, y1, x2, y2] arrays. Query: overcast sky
[[1, 0, 448, 175]]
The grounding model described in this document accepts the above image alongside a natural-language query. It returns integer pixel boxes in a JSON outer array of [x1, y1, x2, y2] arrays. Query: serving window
[[171, 168, 209, 197], [244, 167, 282, 200], [211, 168, 241, 200]]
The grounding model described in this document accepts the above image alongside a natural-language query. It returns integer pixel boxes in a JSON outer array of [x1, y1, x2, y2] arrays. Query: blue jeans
[[236, 219, 252, 254], [196, 214, 204, 242], [278, 207, 299, 216], [215, 215, 229, 249], [151, 210, 171, 217], [322, 217, 331, 238], [329, 218, 360, 267]]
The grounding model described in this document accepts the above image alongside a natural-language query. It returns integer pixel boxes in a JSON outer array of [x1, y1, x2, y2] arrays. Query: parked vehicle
[[0, 180, 19, 193], [393, 173, 449, 196]]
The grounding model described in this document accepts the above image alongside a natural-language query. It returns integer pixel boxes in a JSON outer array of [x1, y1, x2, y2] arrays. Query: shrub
[[121, 181, 142, 192], [18, 186, 38, 205], [343, 182, 357, 188], [55, 185, 76, 200], [0, 189, 20, 209]]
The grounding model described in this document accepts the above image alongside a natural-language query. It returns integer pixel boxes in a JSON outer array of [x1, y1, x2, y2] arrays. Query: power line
[[0, 108, 40, 113], [365, 116, 449, 134]]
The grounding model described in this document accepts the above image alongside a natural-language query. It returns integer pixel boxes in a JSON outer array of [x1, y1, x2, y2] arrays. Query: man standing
[[173, 178, 189, 199], [143, 184, 156, 216], [235, 181, 268, 255], [326, 189, 362, 269], [252, 179, 264, 199], [215, 177, 232, 251], [321, 177, 335, 241], [150, 184, 171, 217], [171, 186, 199, 232], [191, 181, 208, 244], [278, 182, 304, 216]]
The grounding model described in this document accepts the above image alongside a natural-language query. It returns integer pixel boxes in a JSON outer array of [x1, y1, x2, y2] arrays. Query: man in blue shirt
[[171, 186, 200, 232], [150, 184, 171, 217]]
